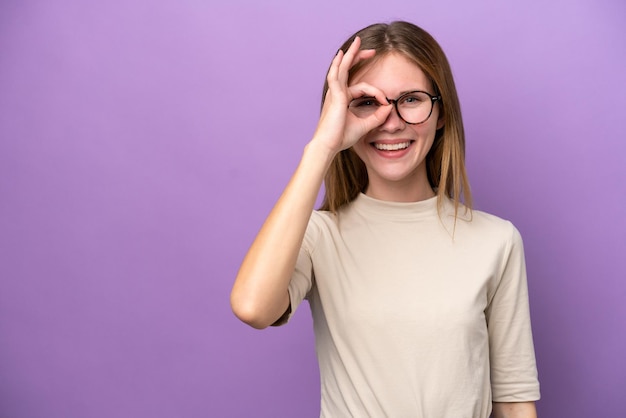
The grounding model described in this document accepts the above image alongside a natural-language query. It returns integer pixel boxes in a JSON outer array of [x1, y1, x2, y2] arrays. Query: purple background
[[1, 1, 624, 417]]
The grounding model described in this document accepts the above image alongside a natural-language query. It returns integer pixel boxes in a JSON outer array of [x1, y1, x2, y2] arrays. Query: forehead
[[349, 52, 432, 94]]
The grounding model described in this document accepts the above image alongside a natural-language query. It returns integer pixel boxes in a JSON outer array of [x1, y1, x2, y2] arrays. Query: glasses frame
[[385, 90, 442, 125]]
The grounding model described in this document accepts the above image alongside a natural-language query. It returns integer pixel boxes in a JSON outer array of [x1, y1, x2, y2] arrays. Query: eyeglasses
[[348, 90, 441, 125]]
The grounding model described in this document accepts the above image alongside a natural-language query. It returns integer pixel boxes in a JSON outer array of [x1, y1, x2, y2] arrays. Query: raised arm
[[230, 37, 391, 329]]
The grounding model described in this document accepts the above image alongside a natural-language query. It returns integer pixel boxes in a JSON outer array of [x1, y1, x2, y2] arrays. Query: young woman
[[231, 21, 540, 418]]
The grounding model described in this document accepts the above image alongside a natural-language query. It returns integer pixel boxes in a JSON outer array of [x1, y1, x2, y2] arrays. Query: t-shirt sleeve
[[486, 223, 541, 402], [274, 212, 319, 326]]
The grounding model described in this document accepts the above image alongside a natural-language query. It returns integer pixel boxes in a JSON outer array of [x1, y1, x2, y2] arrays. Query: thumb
[[363, 103, 393, 131]]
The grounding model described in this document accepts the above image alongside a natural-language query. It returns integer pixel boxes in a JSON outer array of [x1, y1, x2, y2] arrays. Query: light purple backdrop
[[1, 1, 624, 417]]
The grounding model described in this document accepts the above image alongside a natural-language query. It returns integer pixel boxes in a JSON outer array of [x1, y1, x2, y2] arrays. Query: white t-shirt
[[286, 193, 540, 418]]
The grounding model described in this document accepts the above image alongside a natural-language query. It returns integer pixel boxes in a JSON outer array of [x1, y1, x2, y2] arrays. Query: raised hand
[[312, 36, 392, 155], [232, 37, 392, 330]]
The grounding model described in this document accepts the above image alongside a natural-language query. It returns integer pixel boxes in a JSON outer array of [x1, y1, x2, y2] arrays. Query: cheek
[[351, 140, 369, 161], [408, 125, 438, 155], [411, 124, 437, 142]]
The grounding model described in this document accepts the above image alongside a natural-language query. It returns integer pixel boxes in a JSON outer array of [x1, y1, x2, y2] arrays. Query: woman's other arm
[[492, 401, 537, 418]]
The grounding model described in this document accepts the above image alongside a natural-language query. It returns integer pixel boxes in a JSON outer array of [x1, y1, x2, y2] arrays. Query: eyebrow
[[395, 89, 432, 96], [353, 89, 435, 103], [357, 90, 426, 99]]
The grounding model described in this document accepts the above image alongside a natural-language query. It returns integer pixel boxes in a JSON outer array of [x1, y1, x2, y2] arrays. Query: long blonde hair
[[319, 21, 472, 217]]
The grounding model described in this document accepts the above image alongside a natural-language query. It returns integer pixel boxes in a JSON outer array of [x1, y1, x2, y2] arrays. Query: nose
[[379, 99, 405, 132]]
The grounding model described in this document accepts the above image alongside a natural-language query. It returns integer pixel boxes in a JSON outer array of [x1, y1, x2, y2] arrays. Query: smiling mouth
[[372, 141, 412, 151]]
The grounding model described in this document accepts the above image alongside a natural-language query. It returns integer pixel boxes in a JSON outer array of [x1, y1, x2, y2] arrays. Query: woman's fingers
[[347, 82, 388, 106], [351, 49, 376, 67], [328, 37, 379, 99], [337, 37, 361, 82], [345, 82, 392, 136], [368, 103, 394, 128], [318, 37, 392, 150], [351, 99, 392, 131], [326, 49, 343, 83]]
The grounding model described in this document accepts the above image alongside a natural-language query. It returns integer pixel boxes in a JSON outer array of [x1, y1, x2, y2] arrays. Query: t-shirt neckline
[[350, 193, 440, 221]]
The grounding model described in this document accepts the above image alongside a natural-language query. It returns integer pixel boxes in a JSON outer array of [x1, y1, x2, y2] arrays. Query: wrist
[[303, 139, 339, 169]]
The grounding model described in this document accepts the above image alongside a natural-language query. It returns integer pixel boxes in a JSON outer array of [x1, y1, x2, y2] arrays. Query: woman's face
[[349, 52, 442, 201]]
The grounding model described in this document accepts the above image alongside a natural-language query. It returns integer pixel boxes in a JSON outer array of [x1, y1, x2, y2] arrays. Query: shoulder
[[457, 210, 527, 285], [469, 209, 517, 233], [309, 209, 338, 230], [302, 210, 339, 253], [453, 207, 523, 249]]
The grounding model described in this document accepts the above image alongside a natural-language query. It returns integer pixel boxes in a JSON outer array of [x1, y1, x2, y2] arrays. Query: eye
[[401, 93, 426, 104], [350, 97, 381, 108], [398, 92, 429, 108]]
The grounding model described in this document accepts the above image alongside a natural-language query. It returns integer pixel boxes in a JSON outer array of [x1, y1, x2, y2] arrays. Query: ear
[[436, 113, 445, 130], [435, 101, 445, 130]]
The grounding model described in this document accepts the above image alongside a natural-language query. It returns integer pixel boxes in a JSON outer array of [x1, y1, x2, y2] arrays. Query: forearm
[[230, 141, 335, 329], [231, 37, 385, 330], [492, 402, 537, 418]]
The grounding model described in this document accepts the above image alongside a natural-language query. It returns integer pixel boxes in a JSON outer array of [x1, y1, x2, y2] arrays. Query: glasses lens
[[348, 97, 382, 118], [396, 91, 434, 124]]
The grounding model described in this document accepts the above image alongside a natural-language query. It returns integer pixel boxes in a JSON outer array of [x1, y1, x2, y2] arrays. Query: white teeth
[[374, 142, 410, 151]]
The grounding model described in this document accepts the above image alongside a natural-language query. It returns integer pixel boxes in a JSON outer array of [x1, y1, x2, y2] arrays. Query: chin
[[370, 169, 423, 184]]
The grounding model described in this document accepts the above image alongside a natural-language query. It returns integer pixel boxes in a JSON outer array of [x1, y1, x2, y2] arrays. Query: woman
[[231, 21, 540, 418]]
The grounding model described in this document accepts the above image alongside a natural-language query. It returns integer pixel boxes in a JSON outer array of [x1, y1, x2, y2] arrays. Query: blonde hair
[[319, 21, 472, 217]]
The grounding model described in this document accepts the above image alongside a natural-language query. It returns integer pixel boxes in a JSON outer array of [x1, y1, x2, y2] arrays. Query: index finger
[[348, 82, 389, 107], [351, 49, 376, 67], [336, 36, 363, 83]]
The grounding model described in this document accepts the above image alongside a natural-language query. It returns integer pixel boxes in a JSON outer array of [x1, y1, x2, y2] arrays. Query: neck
[[364, 177, 435, 203]]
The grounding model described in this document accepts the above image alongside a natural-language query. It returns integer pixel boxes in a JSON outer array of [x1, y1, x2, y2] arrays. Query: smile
[[373, 141, 412, 151]]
